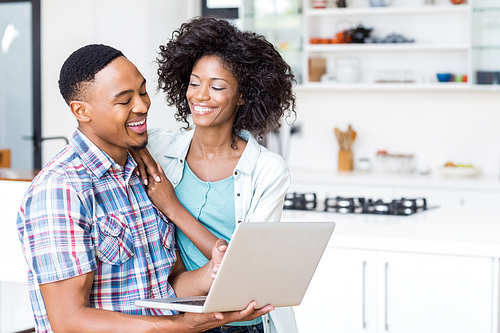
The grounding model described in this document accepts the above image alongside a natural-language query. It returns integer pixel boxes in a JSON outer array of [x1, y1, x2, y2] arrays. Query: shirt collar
[[71, 129, 137, 180], [235, 130, 260, 175], [163, 129, 261, 175], [164, 129, 194, 159]]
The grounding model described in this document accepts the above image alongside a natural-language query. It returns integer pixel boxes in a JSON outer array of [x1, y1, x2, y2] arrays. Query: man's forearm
[[40, 273, 197, 333], [57, 307, 188, 333], [169, 241, 227, 298]]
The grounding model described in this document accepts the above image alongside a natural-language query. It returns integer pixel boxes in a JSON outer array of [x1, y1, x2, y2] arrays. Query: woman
[[134, 16, 297, 333]]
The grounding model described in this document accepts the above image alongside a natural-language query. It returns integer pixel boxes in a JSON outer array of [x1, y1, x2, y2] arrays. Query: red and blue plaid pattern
[[17, 130, 177, 333]]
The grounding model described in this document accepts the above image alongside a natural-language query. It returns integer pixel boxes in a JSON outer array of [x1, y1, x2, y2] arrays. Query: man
[[16, 44, 271, 332]]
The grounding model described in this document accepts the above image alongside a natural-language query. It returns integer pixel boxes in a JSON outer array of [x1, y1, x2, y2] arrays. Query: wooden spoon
[[334, 127, 343, 150], [348, 130, 356, 150]]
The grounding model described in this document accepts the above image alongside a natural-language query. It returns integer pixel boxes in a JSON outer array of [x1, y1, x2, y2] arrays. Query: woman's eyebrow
[[190, 73, 228, 83]]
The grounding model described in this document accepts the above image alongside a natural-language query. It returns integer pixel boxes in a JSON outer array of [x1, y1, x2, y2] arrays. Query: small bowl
[[440, 166, 480, 178], [436, 73, 452, 82]]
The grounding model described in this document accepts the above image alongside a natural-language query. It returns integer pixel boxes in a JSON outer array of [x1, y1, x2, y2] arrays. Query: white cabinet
[[295, 247, 494, 333], [295, 248, 377, 332], [376, 251, 492, 333], [0, 282, 34, 333], [0, 180, 34, 332], [302, 0, 473, 89]]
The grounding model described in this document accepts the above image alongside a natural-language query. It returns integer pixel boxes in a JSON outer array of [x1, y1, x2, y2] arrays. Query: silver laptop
[[135, 221, 335, 313]]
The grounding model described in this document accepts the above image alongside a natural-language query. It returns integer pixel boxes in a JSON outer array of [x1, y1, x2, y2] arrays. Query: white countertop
[[282, 206, 500, 258]]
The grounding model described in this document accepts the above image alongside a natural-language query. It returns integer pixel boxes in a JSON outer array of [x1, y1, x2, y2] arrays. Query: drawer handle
[[362, 260, 367, 329], [385, 262, 389, 331]]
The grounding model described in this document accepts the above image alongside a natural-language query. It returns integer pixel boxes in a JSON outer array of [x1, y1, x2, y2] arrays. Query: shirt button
[[234, 170, 238, 176], [145, 252, 150, 258], [174, 180, 178, 185], [236, 193, 240, 197], [237, 220, 242, 223], [179, 159, 184, 163]]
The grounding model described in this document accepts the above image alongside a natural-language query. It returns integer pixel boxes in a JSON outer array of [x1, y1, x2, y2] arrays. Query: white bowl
[[439, 166, 480, 178]]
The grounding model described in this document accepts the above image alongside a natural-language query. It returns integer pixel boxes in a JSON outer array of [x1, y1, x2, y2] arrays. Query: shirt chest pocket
[[95, 214, 135, 265]]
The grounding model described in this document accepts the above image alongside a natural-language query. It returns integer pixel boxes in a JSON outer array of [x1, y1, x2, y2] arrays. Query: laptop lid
[[135, 221, 335, 313]]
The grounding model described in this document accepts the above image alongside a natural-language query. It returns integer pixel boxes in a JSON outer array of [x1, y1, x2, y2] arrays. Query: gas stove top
[[284, 192, 430, 216]]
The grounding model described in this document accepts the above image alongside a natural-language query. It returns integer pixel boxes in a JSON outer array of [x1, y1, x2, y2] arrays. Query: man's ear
[[70, 101, 90, 123]]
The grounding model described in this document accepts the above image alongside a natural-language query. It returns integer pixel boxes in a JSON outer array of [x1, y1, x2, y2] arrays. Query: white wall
[[39, 1, 500, 178], [40, 0, 199, 163], [286, 89, 500, 177]]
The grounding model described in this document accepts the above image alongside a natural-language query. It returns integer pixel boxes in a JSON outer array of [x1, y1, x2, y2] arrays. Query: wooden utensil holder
[[0, 149, 11, 168], [338, 150, 353, 171]]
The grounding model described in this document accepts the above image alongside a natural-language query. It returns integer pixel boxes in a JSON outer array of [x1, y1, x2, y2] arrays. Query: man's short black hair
[[58, 44, 124, 105]]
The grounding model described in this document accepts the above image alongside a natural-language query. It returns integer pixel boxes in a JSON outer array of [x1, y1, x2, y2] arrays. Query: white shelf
[[305, 43, 470, 53], [470, 85, 500, 91], [300, 1, 500, 89], [295, 83, 500, 92], [296, 82, 472, 91], [302, 0, 476, 89], [305, 5, 470, 17]]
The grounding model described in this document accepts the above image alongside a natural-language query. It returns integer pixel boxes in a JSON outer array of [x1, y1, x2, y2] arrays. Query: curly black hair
[[59, 44, 124, 105], [156, 16, 296, 139]]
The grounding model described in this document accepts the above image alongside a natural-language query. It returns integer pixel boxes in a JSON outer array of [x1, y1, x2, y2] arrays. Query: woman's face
[[186, 55, 243, 131]]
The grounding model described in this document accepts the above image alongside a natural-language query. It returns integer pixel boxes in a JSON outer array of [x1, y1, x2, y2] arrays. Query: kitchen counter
[[0, 168, 39, 181], [282, 206, 500, 258], [290, 206, 500, 333]]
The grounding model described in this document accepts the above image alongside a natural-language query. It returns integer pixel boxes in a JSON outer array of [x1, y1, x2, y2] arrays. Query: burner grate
[[285, 192, 428, 216], [324, 197, 427, 215], [284, 192, 317, 210]]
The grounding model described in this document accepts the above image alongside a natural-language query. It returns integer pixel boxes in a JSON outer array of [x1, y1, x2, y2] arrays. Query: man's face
[[80, 56, 150, 165]]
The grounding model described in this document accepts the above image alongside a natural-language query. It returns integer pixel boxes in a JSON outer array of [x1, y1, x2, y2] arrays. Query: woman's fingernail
[[144, 179, 148, 186], [155, 176, 161, 182]]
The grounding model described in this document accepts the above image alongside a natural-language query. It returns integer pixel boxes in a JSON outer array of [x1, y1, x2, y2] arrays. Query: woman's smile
[[192, 104, 218, 115]]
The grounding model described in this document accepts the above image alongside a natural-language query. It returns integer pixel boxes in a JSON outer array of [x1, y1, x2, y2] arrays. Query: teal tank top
[[174, 162, 235, 271], [174, 162, 262, 326]]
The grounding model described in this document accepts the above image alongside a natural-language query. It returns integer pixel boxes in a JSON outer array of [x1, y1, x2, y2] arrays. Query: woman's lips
[[193, 105, 217, 114]]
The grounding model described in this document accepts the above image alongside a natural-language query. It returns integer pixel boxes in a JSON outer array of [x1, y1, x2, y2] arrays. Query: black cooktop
[[284, 192, 430, 216]]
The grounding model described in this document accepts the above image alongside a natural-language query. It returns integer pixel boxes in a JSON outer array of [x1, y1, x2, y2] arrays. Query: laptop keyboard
[[170, 299, 206, 306]]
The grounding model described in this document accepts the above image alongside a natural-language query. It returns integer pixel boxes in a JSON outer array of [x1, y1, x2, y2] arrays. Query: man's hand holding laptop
[[168, 238, 275, 330], [181, 301, 273, 331]]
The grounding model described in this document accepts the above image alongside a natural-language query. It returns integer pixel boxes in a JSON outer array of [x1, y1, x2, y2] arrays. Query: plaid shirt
[[17, 130, 177, 333]]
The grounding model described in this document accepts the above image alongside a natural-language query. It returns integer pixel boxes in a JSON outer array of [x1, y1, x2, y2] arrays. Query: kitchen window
[[0, 0, 41, 169]]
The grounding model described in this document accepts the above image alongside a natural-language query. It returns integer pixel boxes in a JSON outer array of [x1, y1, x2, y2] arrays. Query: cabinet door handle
[[385, 262, 389, 331], [362, 260, 367, 329]]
